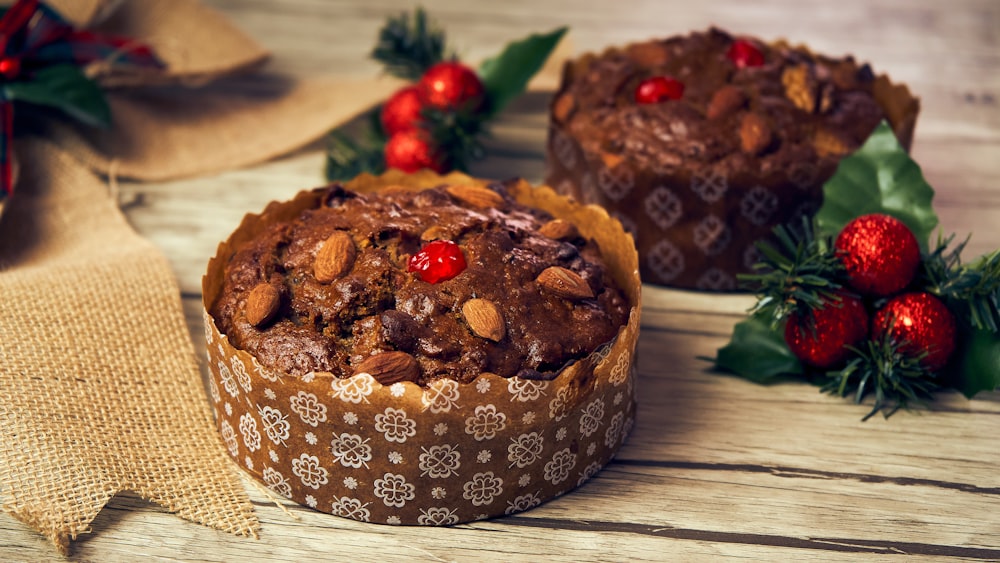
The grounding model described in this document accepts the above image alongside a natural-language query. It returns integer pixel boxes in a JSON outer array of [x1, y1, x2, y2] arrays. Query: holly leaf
[[713, 315, 804, 383], [477, 26, 567, 118], [4, 64, 111, 128], [814, 120, 938, 251], [941, 325, 1000, 399]]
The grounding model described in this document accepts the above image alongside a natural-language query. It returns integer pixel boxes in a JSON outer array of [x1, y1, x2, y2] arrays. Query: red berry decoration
[[726, 39, 765, 69], [384, 129, 446, 173], [835, 214, 921, 297], [873, 292, 957, 370], [419, 61, 485, 110], [380, 86, 425, 136], [408, 240, 467, 283], [784, 293, 869, 368], [634, 76, 685, 104]]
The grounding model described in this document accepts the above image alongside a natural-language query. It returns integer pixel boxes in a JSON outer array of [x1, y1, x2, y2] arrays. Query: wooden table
[[3, 0, 999, 560]]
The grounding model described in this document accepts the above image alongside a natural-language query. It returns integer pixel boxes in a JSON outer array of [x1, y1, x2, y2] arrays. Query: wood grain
[[2, 0, 998, 561]]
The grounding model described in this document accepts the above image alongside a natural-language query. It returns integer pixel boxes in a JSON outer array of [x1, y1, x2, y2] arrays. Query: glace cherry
[[408, 240, 467, 283], [726, 39, 765, 69], [634, 76, 685, 104]]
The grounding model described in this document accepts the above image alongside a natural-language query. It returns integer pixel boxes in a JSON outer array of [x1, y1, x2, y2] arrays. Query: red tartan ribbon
[[0, 0, 163, 200]]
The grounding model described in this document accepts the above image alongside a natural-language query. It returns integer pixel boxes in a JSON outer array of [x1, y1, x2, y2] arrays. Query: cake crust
[[211, 180, 629, 385]]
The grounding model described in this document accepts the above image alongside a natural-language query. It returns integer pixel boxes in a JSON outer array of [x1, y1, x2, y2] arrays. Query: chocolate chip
[[380, 309, 417, 350]]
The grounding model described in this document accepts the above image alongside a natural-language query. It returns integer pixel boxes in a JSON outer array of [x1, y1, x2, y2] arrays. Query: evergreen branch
[[371, 7, 451, 80], [422, 103, 488, 172], [921, 234, 1000, 332], [823, 329, 940, 421], [738, 217, 846, 326], [324, 125, 386, 181]]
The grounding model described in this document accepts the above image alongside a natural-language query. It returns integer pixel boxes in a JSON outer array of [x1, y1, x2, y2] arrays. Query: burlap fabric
[[0, 139, 260, 552], [0, 0, 401, 554]]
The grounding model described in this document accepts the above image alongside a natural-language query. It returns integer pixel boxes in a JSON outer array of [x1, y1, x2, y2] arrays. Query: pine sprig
[[921, 234, 1000, 332], [824, 328, 941, 421], [371, 7, 452, 80], [423, 104, 488, 172], [324, 132, 386, 181], [739, 218, 846, 325]]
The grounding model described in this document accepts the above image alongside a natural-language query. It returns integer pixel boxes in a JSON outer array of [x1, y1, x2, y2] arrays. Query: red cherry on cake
[[872, 292, 957, 370], [380, 86, 425, 136], [726, 39, 765, 69], [634, 76, 685, 104], [784, 292, 869, 369], [835, 214, 921, 297], [419, 61, 485, 110], [408, 240, 467, 283], [384, 129, 446, 173]]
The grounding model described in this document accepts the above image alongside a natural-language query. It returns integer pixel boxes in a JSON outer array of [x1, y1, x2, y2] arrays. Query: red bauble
[[873, 292, 957, 370], [418, 61, 485, 110], [384, 130, 446, 173], [726, 39, 765, 69], [634, 76, 685, 104], [0, 57, 21, 79], [784, 292, 869, 368], [380, 86, 425, 136], [835, 214, 921, 297], [408, 240, 467, 283]]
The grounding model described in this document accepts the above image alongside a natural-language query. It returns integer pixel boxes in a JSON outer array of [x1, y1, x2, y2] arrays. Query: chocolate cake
[[545, 27, 919, 290], [211, 180, 629, 385], [202, 171, 641, 525]]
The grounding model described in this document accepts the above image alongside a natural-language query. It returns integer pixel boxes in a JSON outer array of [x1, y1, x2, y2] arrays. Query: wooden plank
[[4, 0, 1000, 560]]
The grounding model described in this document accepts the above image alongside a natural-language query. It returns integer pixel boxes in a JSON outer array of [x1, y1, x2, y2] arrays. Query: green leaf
[[713, 315, 804, 383], [942, 325, 1000, 399], [477, 26, 567, 118], [814, 120, 938, 251], [4, 64, 111, 128]]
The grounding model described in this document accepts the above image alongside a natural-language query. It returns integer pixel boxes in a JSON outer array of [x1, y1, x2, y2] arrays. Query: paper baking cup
[[544, 40, 919, 291], [202, 170, 641, 525]]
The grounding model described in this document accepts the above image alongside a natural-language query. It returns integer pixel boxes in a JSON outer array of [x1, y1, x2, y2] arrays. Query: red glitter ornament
[[384, 129, 446, 173], [784, 292, 869, 368], [873, 292, 957, 370], [418, 61, 485, 110], [835, 214, 921, 297], [634, 76, 685, 104], [0, 57, 21, 79], [726, 39, 765, 69], [408, 240, 467, 283], [380, 86, 425, 136]]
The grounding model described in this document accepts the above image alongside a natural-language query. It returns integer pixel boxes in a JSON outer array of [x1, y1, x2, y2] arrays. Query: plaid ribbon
[[0, 0, 163, 200]]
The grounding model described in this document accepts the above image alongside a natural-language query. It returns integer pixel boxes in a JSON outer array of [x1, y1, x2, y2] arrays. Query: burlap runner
[[0, 139, 259, 553]]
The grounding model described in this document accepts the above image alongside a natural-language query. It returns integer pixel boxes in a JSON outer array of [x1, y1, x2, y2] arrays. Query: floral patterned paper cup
[[202, 170, 641, 525]]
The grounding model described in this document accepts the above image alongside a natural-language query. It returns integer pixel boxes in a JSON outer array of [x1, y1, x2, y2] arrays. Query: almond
[[538, 218, 579, 241], [462, 298, 506, 342], [353, 351, 421, 384], [600, 151, 624, 170], [536, 266, 594, 300], [314, 230, 356, 283], [625, 42, 670, 67], [245, 283, 281, 327], [739, 112, 773, 155], [781, 64, 817, 113], [552, 93, 575, 122], [706, 85, 746, 120], [814, 128, 850, 157], [446, 184, 504, 209], [818, 83, 835, 114]]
